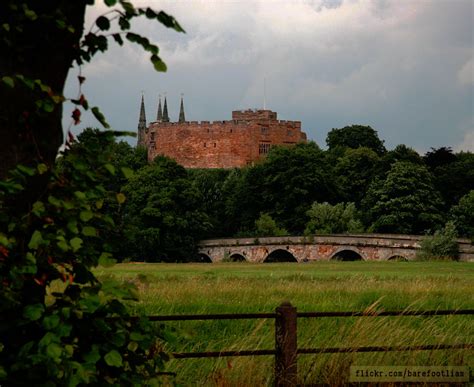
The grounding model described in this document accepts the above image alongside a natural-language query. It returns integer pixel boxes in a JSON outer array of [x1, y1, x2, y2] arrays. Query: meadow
[[96, 261, 474, 385]]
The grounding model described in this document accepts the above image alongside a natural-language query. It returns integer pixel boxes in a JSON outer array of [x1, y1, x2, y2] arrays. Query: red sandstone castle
[[137, 95, 307, 168]]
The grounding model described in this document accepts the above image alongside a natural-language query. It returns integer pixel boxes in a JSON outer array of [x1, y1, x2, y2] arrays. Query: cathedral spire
[[162, 94, 170, 122], [178, 94, 186, 123], [137, 93, 147, 147], [156, 94, 162, 121]]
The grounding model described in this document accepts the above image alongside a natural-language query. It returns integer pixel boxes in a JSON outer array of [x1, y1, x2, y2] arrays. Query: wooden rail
[[143, 303, 474, 386]]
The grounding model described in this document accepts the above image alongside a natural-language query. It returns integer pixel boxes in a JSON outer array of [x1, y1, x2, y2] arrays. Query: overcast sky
[[63, 0, 473, 153]]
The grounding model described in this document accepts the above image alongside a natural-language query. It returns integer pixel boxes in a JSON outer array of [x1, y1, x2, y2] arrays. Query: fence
[[144, 302, 474, 386]]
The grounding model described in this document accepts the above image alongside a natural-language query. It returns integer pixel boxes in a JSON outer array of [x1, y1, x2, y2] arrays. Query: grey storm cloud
[[63, 0, 473, 152]]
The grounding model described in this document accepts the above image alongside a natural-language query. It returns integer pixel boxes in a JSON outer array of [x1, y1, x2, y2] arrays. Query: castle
[[137, 95, 307, 169]]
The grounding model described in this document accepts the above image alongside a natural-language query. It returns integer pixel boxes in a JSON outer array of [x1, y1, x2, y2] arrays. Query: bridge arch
[[197, 253, 213, 263], [228, 253, 247, 262], [264, 249, 298, 263], [330, 247, 365, 261]]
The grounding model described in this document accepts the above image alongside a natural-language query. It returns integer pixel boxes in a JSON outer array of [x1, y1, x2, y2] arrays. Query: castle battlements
[[137, 95, 307, 169]]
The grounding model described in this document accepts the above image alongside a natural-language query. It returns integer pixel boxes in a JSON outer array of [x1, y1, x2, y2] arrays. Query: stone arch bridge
[[198, 234, 474, 263]]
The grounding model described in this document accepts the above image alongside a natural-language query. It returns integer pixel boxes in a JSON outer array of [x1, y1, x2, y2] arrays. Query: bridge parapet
[[198, 234, 473, 262]]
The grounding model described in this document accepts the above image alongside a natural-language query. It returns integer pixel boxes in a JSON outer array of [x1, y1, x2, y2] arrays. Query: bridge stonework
[[198, 234, 474, 263]]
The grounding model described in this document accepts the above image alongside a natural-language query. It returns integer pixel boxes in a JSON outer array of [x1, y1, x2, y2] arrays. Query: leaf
[[2, 76, 15, 88], [32, 201, 45, 216], [23, 303, 44, 321], [127, 341, 138, 352], [80, 210, 94, 222], [28, 230, 43, 249], [91, 106, 110, 128], [121, 167, 134, 179], [104, 350, 122, 367], [96, 16, 110, 31], [83, 345, 101, 364], [112, 33, 123, 46], [104, 0, 117, 6], [37, 163, 48, 174], [74, 191, 86, 200], [43, 314, 60, 330], [82, 226, 97, 237], [70, 237, 83, 252], [116, 193, 126, 204], [104, 163, 115, 175], [17, 165, 35, 176], [151, 55, 167, 72], [46, 343, 62, 361]]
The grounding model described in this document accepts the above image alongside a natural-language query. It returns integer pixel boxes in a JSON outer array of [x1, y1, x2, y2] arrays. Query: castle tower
[[137, 94, 147, 147], [156, 95, 163, 122], [162, 96, 170, 122], [178, 94, 186, 123]]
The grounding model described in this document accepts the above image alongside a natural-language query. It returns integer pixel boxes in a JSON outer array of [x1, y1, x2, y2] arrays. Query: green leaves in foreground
[[0, 131, 168, 384]]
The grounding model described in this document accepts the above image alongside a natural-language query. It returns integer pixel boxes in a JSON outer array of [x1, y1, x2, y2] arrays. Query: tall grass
[[96, 262, 474, 385]]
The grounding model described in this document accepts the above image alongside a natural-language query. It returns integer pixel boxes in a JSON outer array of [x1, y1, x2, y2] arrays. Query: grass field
[[96, 261, 474, 385]]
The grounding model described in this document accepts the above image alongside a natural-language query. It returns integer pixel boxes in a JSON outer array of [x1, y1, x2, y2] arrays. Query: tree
[[333, 147, 380, 204], [188, 168, 232, 238], [381, 144, 423, 168], [254, 213, 288, 237], [431, 151, 474, 210], [123, 156, 210, 262], [304, 202, 364, 235], [449, 190, 474, 239], [326, 125, 386, 155], [363, 161, 444, 234], [424, 147, 457, 169], [246, 142, 337, 234]]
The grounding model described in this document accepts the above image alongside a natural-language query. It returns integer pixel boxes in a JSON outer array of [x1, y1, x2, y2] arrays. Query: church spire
[[137, 93, 147, 147], [162, 94, 170, 122], [179, 94, 186, 123], [156, 94, 162, 121]]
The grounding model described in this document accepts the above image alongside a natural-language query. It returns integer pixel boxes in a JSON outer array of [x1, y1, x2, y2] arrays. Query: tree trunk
[[0, 0, 88, 179]]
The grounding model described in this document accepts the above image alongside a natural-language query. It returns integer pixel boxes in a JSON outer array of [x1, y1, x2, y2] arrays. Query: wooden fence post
[[275, 301, 297, 386]]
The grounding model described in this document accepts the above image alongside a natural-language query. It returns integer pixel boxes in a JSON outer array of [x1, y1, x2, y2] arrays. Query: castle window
[[230, 129, 233, 133], [261, 127, 268, 134], [204, 143, 206, 147], [287, 130, 293, 137], [214, 142, 216, 148], [259, 143, 271, 154], [150, 132, 155, 141]]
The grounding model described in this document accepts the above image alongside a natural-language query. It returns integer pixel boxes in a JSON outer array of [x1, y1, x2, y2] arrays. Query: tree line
[[83, 125, 473, 262]]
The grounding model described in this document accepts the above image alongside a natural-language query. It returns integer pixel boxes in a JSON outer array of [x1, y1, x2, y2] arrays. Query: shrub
[[416, 221, 459, 261], [305, 202, 364, 235], [0, 132, 169, 385]]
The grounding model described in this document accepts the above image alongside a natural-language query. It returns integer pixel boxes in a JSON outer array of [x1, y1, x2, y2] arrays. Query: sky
[[63, 0, 474, 153]]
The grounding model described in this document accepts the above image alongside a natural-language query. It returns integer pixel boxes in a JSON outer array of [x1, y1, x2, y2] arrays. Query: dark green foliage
[[0, 133, 168, 385], [123, 156, 210, 262], [450, 190, 474, 239], [431, 152, 474, 210], [424, 147, 457, 169], [381, 144, 423, 169], [245, 142, 336, 234], [188, 168, 232, 238], [305, 202, 364, 235], [417, 221, 459, 261], [333, 147, 380, 204], [363, 161, 444, 234], [326, 125, 386, 155]]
